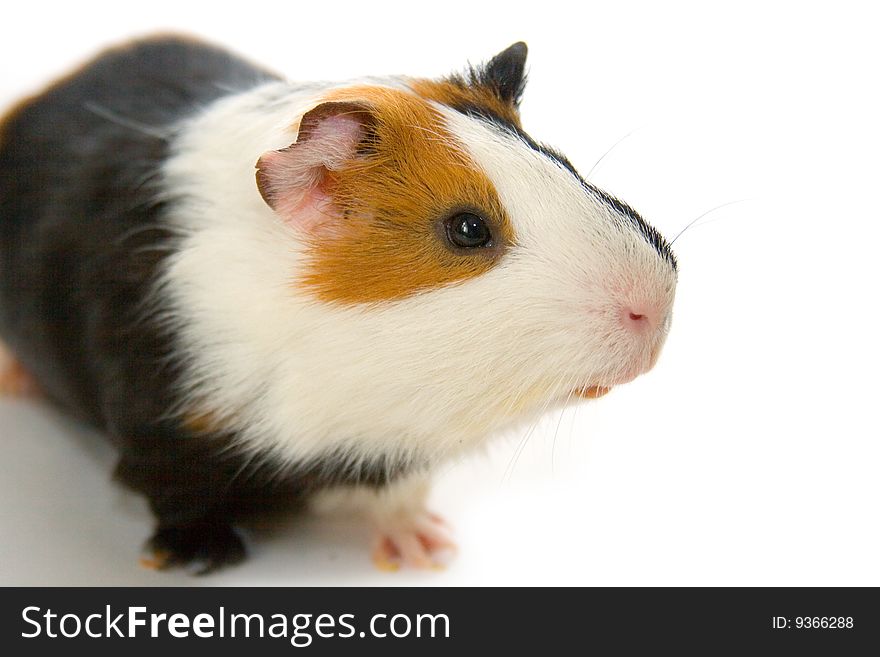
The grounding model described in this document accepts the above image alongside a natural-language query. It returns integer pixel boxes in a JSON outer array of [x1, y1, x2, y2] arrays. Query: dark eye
[[445, 212, 493, 249]]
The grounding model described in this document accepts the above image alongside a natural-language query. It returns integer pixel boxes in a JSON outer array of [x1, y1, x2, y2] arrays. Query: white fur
[[309, 472, 429, 522], [158, 76, 677, 485]]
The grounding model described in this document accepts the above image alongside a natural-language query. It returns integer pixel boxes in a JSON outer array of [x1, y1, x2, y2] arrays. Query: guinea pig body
[[0, 36, 677, 572]]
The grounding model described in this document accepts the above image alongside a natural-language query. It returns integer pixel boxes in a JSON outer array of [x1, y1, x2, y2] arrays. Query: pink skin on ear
[[256, 104, 369, 236]]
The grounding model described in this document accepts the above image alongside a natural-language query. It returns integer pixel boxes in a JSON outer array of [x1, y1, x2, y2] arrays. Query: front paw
[[141, 520, 246, 575], [372, 511, 456, 571]]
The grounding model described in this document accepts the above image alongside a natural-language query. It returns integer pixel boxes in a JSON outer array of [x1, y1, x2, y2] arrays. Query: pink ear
[[256, 101, 372, 235]]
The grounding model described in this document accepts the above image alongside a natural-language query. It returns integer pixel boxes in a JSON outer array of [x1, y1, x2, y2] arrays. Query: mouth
[[573, 385, 613, 399], [572, 367, 644, 400], [568, 343, 667, 402]]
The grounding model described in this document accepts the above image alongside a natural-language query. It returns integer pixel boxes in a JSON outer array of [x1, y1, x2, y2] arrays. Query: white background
[[1, 1, 878, 586]]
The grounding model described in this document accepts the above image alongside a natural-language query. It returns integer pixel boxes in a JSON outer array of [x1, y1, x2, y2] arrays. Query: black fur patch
[[473, 41, 529, 106], [0, 36, 419, 572], [148, 521, 246, 575]]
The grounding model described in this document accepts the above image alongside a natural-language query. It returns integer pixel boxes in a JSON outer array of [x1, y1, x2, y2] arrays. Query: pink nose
[[621, 306, 657, 333]]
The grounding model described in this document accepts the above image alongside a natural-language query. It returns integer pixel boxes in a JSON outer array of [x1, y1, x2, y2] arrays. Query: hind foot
[[141, 520, 246, 575], [0, 345, 39, 397]]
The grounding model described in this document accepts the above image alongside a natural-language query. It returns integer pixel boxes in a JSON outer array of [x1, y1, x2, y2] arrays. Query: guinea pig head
[[255, 43, 677, 451]]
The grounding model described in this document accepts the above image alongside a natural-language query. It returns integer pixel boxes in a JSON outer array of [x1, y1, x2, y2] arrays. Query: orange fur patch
[[181, 408, 226, 434], [0, 344, 39, 397], [297, 86, 515, 304], [408, 78, 523, 129]]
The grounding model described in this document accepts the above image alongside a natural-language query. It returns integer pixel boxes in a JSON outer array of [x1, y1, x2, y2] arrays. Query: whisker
[[503, 372, 572, 483], [669, 198, 752, 246], [567, 394, 581, 464], [83, 101, 170, 141], [585, 128, 641, 180], [503, 386, 548, 483], [550, 375, 578, 475], [503, 408, 541, 484]]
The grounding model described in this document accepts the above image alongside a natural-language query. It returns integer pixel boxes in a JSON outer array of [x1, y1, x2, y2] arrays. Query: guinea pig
[[0, 36, 677, 573]]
